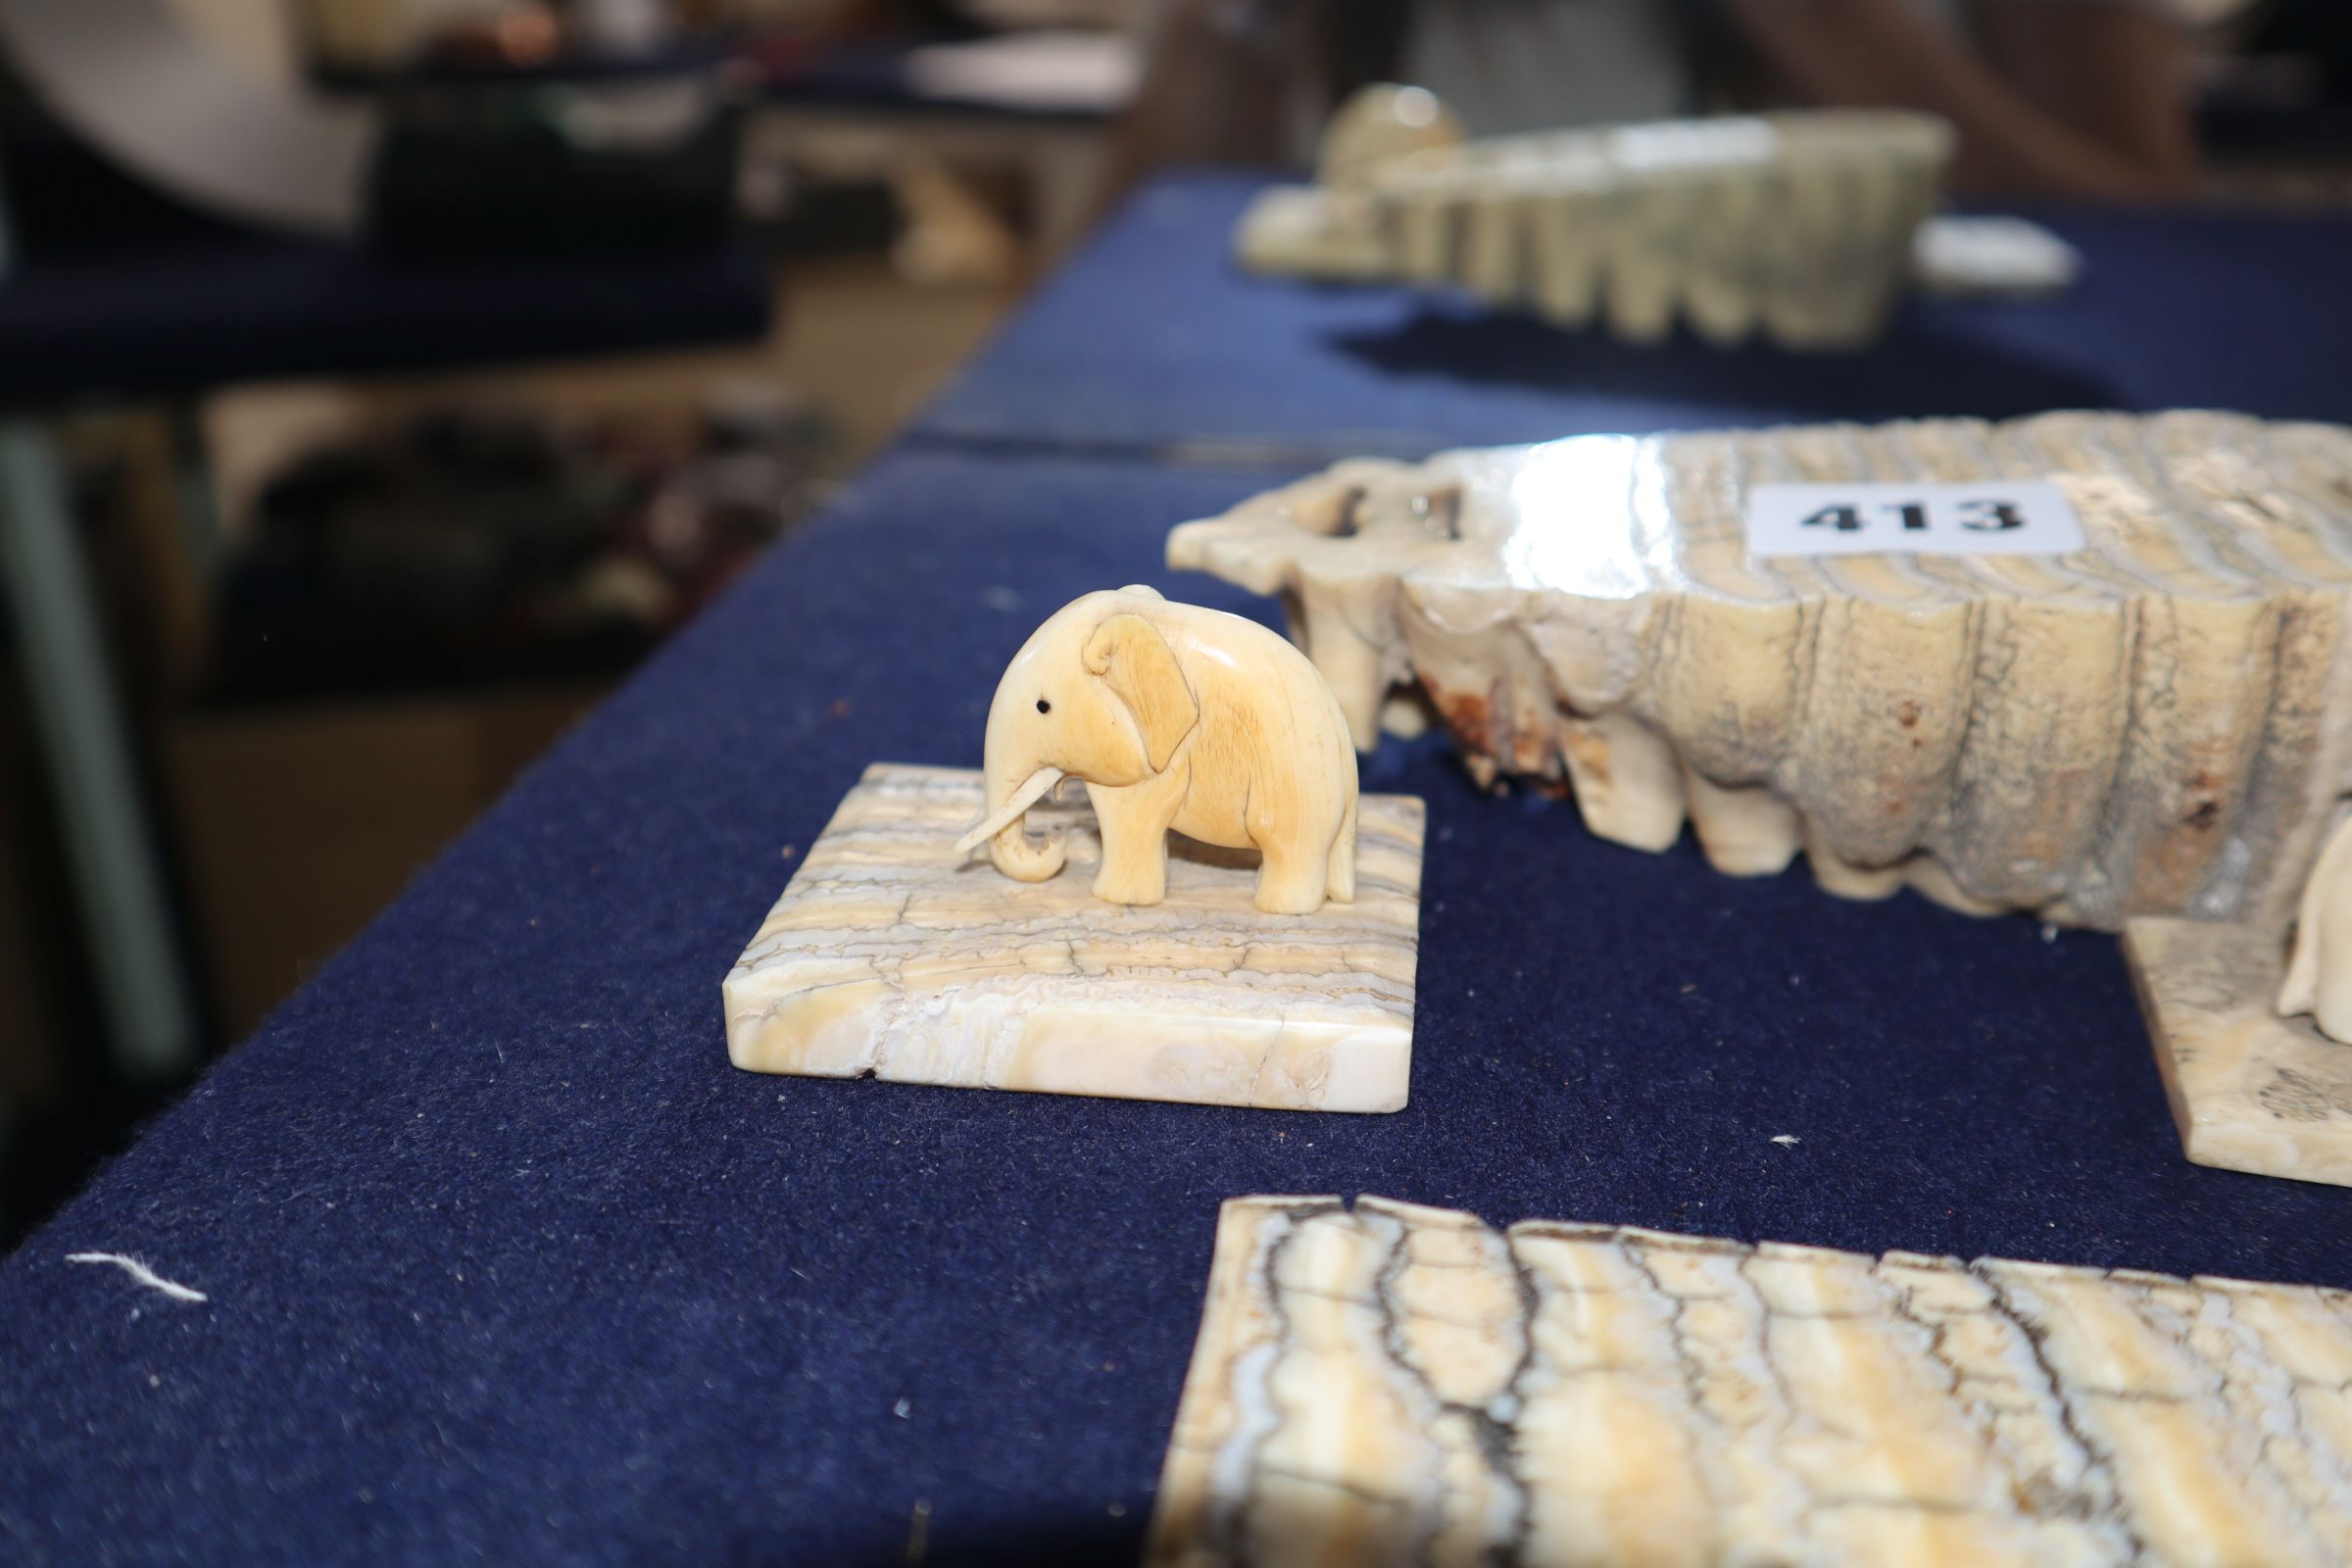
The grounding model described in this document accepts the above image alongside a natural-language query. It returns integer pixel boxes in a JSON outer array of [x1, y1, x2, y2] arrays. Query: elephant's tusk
[[954, 765, 1065, 855]]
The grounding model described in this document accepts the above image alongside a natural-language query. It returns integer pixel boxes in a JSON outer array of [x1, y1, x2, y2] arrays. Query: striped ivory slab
[[721, 765, 1423, 1112], [1170, 412, 2352, 930], [1151, 1196, 2352, 1568]]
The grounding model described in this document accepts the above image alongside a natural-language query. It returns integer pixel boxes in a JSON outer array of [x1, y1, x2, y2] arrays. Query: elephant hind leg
[[1325, 796, 1357, 905], [1253, 801, 1354, 915], [1253, 839, 1330, 915]]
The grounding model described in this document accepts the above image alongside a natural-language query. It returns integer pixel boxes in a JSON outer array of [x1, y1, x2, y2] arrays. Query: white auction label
[[1744, 481, 2084, 558]]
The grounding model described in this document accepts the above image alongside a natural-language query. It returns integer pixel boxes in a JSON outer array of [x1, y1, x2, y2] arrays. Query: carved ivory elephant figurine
[[2280, 813, 2352, 1043], [953, 586, 1358, 915]]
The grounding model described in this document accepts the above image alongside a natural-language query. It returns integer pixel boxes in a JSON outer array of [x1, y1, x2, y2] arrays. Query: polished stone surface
[[1171, 412, 2352, 930], [1151, 1195, 2352, 1568], [723, 765, 1423, 1111], [2127, 917, 2352, 1188]]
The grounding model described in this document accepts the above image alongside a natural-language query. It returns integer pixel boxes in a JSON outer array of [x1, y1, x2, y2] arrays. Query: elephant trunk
[[956, 643, 1072, 881], [987, 760, 1067, 881], [952, 755, 1066, 881], [989, 798, 1067, 882]]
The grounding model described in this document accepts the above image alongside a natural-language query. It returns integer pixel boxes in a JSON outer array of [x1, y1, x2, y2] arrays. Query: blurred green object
[[0, 423, 199, 1083]]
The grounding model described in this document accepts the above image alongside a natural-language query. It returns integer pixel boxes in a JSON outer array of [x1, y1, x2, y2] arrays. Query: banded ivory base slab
[[1170, 411, 2352, 930], [1151, 1196, 2352, 1568], [721, 765, 1423, 1112], [2126, 918, 2352, 1188]]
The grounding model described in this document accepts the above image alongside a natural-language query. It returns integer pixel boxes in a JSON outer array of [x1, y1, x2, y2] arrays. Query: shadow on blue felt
[[1322, 303, 2120, 422]]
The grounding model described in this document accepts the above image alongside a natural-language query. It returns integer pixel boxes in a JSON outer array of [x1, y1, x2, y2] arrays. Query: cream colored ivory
[[1168, 411, 2352, 930], [1235, 98, 1954, 351], [2280, 814, 2352, 1043], [952, 764, 1062, 858], [970, 586, 1359, 916], [1150, 1195, 2352, 1568]]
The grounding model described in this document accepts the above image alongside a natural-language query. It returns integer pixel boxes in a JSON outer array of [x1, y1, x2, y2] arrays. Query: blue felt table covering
[[918, 173, 2352, 460], [7, 172, 2352, 1563], [6, 446, 2350, 1564]]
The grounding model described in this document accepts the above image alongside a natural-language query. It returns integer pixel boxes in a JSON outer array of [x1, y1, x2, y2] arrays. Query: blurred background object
[[0, 0, 372, 234], [1104, 0, 2352, 209], [1236, 98, 1958, 350], [0, 0, 1119, 1243], [2195, 0, 2352, 203]]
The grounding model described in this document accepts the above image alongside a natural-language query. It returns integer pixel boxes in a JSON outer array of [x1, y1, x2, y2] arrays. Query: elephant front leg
[[1087, 779, 1180, 906]]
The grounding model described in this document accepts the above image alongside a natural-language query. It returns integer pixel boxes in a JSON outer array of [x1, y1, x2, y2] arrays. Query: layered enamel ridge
[[721, 765, 1424, 1112], [1236, 110, 1953, 349], [1149, 1195, 2352, 1568], [1168, 412, 2352, 929]]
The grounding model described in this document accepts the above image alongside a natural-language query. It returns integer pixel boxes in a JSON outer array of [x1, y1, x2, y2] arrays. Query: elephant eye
[[1036, 698, 1052, 713]]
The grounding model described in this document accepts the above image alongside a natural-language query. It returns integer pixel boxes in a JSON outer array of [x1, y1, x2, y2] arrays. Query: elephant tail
[[2281, 809, 2352, 1018], [1326, 793, 1358, 905]]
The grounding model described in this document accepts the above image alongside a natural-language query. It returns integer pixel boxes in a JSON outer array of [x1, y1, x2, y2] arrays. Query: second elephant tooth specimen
[[1166, 411, 2352, 931], [1236, 94, 1955, 351], [955, 586, 1360, 916]]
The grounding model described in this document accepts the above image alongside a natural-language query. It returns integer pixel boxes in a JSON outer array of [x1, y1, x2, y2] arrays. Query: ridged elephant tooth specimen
[[1166, 411, 2352, 932], [1233, 95, 1955, 352], [1877, 418, 2131, 911], [722, 590, 1431, 1113], [1149, 1196, 2352, 1567]]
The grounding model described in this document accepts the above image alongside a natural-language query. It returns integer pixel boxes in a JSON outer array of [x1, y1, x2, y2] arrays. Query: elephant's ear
[[1085, 614, 1199, 772]]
